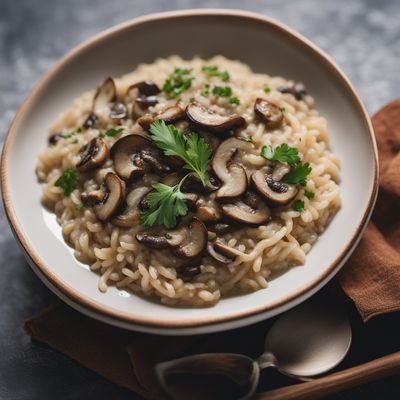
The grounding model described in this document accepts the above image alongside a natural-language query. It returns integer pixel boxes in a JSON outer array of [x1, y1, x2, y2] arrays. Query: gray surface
[[0, 0, 399, 399]]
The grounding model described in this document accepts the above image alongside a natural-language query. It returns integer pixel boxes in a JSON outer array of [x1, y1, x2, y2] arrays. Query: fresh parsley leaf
[[201, 84, 210, 96], [55, 168, 77, 196], [63, 127, 82, 142], [260, 143, 300, 166], [202, 65, 230, 82], [99, 127, 123, 138], [163, 67, 193, 97], [212, 86, 232, 97], [304, 190, 315, 200], [293, 200, 305, 212], [280, 107, 286, 113], [229, 96, 240, 105], [264, 86, 271, 93], [246, 136, 256, 144], [282, 163, 312, 186], [75, 202, 83, 210], [140, 182, 188, 228], [149, 120, 211, 186]]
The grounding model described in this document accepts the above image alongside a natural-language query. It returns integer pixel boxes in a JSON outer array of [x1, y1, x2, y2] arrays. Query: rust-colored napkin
[[25, 101, 400, 399]]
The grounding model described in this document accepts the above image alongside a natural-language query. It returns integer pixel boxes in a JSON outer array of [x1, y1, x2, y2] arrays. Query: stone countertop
[[0, 1, 399, 399]]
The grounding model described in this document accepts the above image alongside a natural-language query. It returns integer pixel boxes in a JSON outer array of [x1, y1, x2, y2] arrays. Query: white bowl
[[1, 9, 378, 335]]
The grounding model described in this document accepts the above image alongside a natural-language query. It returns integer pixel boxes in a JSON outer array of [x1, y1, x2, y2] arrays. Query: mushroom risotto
[[36, 56, 340, 306]]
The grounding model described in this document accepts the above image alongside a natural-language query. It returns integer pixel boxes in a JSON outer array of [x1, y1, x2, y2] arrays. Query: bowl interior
[[3, 11, 376, 333]]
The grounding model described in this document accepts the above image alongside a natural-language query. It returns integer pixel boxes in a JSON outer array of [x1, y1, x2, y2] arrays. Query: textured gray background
[[0, 0, 399, 399]]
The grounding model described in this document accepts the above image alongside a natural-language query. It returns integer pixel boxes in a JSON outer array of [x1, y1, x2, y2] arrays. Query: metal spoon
[[155, 299, 352, 400]]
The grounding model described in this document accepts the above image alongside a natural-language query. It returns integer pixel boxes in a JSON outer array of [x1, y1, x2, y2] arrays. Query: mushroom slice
[[278, 82, 307, 100], [135, 95, 159, 108], [221, 192, 271, 226], [81, 190, 105, 207], [177, 264, 201, 281], [137, 104, 185, 129], [136, 227, 187, 249], [83, 113, 97, 129], [186, 102, 245, 133], [127, 80, 161, 96], [212, 137, 252, 200], [110, 134, 169, 180], [93, 77, 117, 114], [207, 242, 234, 264], [196, 206, 221, 222], [94, 173, 126, 221], [251, 169, 298, 205], [174, 218, 207, 259], [48, 132, 63, 145], [109, 102, 128, 120], [254, 98, 283, 129], [76, 137, 109, 172], [111, 187, 151, 228], [207, 223, 235, 235]]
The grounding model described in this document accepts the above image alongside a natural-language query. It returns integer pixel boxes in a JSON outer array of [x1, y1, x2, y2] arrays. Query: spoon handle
[[255, 351, 400, 400]]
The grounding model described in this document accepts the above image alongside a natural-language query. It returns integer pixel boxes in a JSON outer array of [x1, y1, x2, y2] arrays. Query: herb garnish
[[293, 200, 305, 212], [99, 127, 124, 138], [246, 136, 256, 144], [280, 107, 286, 113], [141, 121, 212, 228], [229, 96, 240, 105], [163, 67, 193, 97], [55, 168, 77, 196], [201, 84, 210, 97], [202, 66, 230, 82], [212, 86, 232, 97], [75, 202, 83, 210], [63, 127, 82, 143], [260, 143, 300, 166], [304, 190, 315, 200], [264, 86, 271, 93], [282, 163, 312, 186]]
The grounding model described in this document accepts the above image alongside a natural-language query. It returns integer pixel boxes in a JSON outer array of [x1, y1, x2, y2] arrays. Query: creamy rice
[[36, 56, 340, 306]]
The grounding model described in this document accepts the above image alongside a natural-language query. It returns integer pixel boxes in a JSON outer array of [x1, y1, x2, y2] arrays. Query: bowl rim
[[1, 8, 378, 329]]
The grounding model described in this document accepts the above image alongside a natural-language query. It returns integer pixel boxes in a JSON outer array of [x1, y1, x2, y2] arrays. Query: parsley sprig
[[55, 168, 77, 196], [163, 68, 193, 97], [141, 121, 212, 228], [282, 163, 312, 186], [293, 200, 305, 212], [99, 127, 123, 138], [202, 65, 230, 82], [261, 143, 300, 166]]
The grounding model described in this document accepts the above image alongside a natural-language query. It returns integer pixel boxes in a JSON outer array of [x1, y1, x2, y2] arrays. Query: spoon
[[155, 299, 352, 400]]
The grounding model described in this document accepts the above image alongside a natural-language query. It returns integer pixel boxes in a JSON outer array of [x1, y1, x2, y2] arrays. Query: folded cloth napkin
[[25, 101, 400, 399]]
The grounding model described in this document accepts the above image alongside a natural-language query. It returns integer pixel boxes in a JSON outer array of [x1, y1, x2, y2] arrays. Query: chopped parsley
[[293, 200, 305, 212], [201, 84, 210, 97], [164, 233, 172, 239], [63, 127, 82, 142], [99, 127, 124, 138], [55, 168, 77, 196], [304, 190, 315, 200], [260, 143, 300, 166], [246, 136, 256, 144], [202, 65, 230, 82], [163, 67, 193, 97], [282, 163, 312, 186], [280, 107, 286, 113], [212, 86, 232, 97], [229, 96, 240, 105], [264, 86, 271, 93], [75, 202, 84, 210]]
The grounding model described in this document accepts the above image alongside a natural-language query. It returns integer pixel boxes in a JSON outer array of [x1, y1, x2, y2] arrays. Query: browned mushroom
[[212, 137, 252, 200], [110, 134, 169, 180], [174, 218, 208, 259], [48, 133, 63, 145], [82, 113, 97, 129], [186, 102, 245, 133], [207, 222, 236, 235], [93, 77, 117, 115], [221, 192, 271, 226], [76, 137, 109, 172], [137, 104, 185, 129], [251, 168, 298, 206], [81, 190, 105, 207], [109, 102, 128, 120], [278, 82, 307, 100], [111, 187, 151, 228], [136, 227, 187, 249], [93, 173, 126, 221], [254, 98, 283, 129], [196, 205, 221, 222], [127, 81, 161, 96], [177, 264, 201, 281], [207, 242, 237, 264]]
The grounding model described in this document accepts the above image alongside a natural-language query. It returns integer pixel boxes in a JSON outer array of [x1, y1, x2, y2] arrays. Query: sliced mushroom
[[48, 133, 63, 145], [137, 104, 185, 129], [207, 223, 236, 235], [83, 113, 97, 129], [196, 206, 221, 222], [127, 80, 161, 96], [182, 172, 220, 194], [207, 242, 238, 264], [136, 227, 187, 249], [221, 192, 271, 226], [174, 218, 207, 259], [93, 77, 117, 115], [186, 102, 245, 133], [212, 137, 252, 199], [177, 264, 201, 281], [251, 169, 298, 205], [111, 187, 151, 228], [135, 95, 158, 108], [76, 137, 109, 172], [278, 82, 307, 100], [81, 190, 105, 207], [109, 102, 128, 120], [93, 173, 126, 221], [110, 134, 169, 180], [254, 98, 283, 129]]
